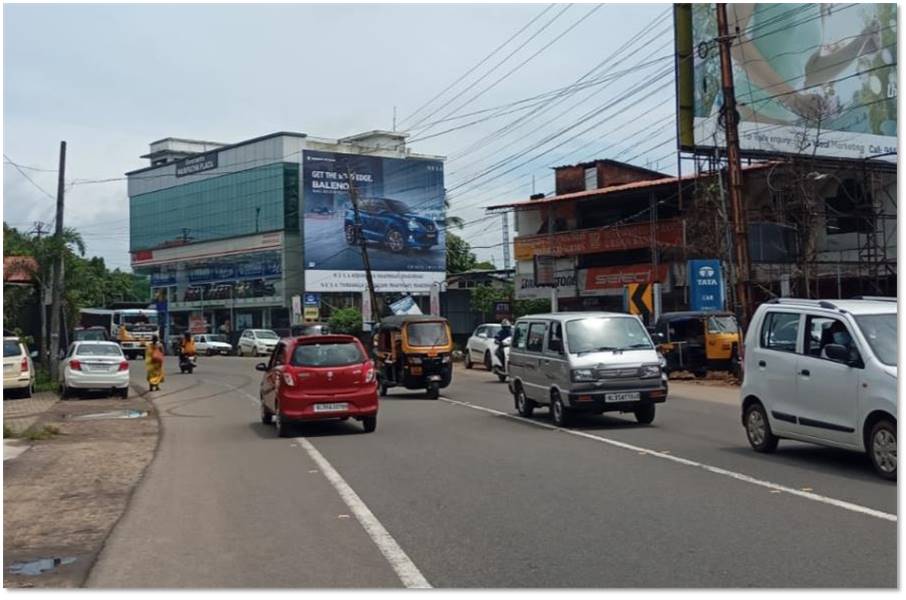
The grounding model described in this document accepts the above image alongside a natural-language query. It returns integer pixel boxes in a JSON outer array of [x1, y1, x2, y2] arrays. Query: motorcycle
[[179, 353, 197, 374], [491, 336, 510, 382]]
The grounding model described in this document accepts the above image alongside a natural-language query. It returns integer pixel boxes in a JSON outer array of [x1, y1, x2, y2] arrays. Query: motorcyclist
[[179, 332, 197, 364], [494, 319, 512, 367]]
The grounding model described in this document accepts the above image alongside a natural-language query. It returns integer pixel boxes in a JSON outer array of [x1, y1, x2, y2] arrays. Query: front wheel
[[634, 403, 656, 424], [464, 351, 473, 369], [550, 393, 571, 427], [426, 382, 440, 400], [869, 419, 897, 480], [484, 351, 492, 371], [385, 228, 405, 253], [345, 224, 359, 245], [260, 402, 273, 425], [514, 384, 534, 417], [362, 415, 377, 433], [744, 402, 779, 453]]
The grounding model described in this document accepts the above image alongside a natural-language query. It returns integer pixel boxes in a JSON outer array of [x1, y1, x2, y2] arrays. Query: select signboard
[[302, 150, 446, 293], [581, 264, 668, 294]]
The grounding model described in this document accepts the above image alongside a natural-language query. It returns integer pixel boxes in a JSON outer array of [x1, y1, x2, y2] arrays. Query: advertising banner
[[302, 150, 446, 292], [389, 296, 422, 316], [688, 259, 725, 311], [675, 4, 897, 162], [514, 220, 683, 261], [581, 264, 669, 295], [515, 258, 577, 300], [533, 256, 556, 287]]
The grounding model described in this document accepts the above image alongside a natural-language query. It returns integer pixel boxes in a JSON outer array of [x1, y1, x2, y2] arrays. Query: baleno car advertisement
[[302, 150, 446, 293]]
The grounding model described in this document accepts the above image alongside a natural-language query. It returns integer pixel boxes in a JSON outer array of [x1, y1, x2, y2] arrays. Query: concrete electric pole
[[48, 141, 67, 379], [347, 167, 380, 322]]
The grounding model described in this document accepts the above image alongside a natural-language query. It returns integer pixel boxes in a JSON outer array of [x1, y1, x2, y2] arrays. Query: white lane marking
[[296, 438, 432, 589], [439, 396, 897, 523]]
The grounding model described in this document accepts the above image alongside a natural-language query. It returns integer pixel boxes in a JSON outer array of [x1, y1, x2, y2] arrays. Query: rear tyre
[[550, 392, 571, 427], [744, 401, 779, 453], [362, 415, 377, 433], [868, 419, 897, 481], [23, 382, 33, 399], [260, 402, 273, 425], [237, 346, 244, 357], [514, 384, 534, 418], [427, 383, 440, 400], [274, 406, 290, 438], [464, 352, 473, 369], [634, 403, 656, 424], [119, 387, 129, 399]]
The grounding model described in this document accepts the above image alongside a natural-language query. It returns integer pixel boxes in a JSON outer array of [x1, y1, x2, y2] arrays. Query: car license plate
[[313, 402, 349, 413], [605, 392, 640, 403]]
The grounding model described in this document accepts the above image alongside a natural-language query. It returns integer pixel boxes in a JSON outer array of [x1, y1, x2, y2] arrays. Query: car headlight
[[441, 354, 451, 363], [407, 219, 420, 231], [640, 364, 661, 378], [571, 368, 595, 382], [658, 354, 666, 368]]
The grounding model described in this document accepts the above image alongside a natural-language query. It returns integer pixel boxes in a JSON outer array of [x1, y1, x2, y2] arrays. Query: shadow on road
[[248, 419, 365, 439], [718, 444, 886, 483]]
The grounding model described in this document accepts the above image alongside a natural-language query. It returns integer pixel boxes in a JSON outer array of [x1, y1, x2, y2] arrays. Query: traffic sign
[[303, 292, 320, 306], [626, 282, 654, 324]]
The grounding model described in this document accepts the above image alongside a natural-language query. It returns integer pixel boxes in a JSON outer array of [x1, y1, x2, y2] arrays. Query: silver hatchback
[[507, 312, 668, 426]]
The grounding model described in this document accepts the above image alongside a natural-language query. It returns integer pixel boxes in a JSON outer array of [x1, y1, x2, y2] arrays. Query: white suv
[[237, 329, 279, 357], [741, 298, 897, 480]]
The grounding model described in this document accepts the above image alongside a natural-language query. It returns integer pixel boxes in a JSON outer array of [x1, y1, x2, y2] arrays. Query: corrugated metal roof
[[487, 162, 776, 210]]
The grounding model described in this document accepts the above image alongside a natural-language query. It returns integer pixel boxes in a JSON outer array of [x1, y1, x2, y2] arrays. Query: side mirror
[[823, 344, 861, 366], [29, 351, 38, 359], [255, 362, 268, 372]]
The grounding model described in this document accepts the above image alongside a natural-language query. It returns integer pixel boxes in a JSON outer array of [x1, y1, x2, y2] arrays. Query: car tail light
[[282, 371, 296, 387], [364, 365, 375, 383], [20, 357, 28, 373], [118, 361, 129, 371], [69, 359, 82, 371]]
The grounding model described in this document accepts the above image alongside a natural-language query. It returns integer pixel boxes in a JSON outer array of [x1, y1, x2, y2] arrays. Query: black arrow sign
[[631, 283, 651, 323]]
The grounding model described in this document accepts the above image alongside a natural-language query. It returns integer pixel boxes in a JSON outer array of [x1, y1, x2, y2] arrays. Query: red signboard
[[514, 220, 683, 261], [132, 249, 153, 263], [583, 264, 668, 291]]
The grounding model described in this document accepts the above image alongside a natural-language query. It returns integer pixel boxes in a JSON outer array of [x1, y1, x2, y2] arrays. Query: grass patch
[[34, 366, 57, 394], [21, 424, 60, 441], [3, 425, 15, 439]]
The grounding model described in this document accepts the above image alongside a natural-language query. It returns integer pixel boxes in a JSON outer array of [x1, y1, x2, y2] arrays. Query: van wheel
[[550, 392, 571, 427], [362, 415, 377, 433], [869, 419, 897, 480], [744, 401, 778, 453], [514, 384, 534, 418], [464, 352, 473, 369], [260, 402, 273, 425], [634, 403, 656, 424]]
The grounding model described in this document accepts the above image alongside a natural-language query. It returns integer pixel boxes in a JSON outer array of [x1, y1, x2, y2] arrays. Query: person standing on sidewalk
[[145, 335, 166, 392]]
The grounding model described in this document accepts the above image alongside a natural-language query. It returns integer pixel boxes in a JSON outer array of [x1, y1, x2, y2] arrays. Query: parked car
[[237, 329, 279, 357], [3, 336, 35, 398], [256, 334, 378, 437], [464, 323, 502, 370], [73, 326, 110, 342], [741, 298, 897, 480], [344, 197, 439, 253], [507, 312, 668, 427], [59, 341, 130, 399], [193, 333, 233, 356]]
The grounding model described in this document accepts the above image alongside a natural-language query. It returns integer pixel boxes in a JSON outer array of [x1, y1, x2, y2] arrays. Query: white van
[[741, 298, 897, 480], [507, 312, 668, 427]]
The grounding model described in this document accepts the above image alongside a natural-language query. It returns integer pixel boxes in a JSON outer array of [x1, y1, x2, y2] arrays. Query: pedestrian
[[145, 334, 166, 392]]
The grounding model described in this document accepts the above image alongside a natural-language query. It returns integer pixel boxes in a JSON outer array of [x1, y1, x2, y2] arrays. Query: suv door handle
[[758, 360, 766, 367], [799, 369, 810, 376]]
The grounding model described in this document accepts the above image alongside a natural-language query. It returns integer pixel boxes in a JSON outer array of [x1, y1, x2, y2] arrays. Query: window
[[474, 326, 486, 337], [268, 343, 284, 369], [760, 312, 799, 352], [292, 342, 364, 367], [3, 340, 22, 357], [76, 344, 123, 357], [547, 321, 564, 354], [513, 322, 529, 349], [526, 322, 547, 353], [584, 167, 597, 191], [407, 322, 449, 346], [565, 317, 651, 354], [855, 314, 896, 366], [805, 315, 860, 363]]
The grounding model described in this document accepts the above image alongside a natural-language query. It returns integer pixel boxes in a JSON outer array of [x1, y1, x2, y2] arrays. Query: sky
[[3, 2, 675, 271]]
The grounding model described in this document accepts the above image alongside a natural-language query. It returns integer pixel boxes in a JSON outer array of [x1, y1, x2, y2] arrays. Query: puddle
[[8, 557, 77, 576], [70, 410, 148, 421]]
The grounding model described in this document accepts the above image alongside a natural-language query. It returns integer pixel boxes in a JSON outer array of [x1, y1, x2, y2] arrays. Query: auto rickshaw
[[372, 315, 453, 399], [652, 311, 741, 378]]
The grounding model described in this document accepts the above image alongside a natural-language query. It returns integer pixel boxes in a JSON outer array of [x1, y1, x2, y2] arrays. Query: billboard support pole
[[347, 167, 380, 322], [716, 3, 753, 328]]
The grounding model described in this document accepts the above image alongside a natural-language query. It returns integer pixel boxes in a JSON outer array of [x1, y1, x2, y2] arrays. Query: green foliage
[[473, 260, 496, 270], [470, 284, 510, 316], [22, 424, 60, 441], [329, 308, 363, 335], [446, 232, 477, 274], [33, 366, 56, 393], [514, 298, 551, 318]]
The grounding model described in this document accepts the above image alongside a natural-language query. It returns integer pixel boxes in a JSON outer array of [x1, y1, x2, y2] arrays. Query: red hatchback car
[[257, 335, 378, 437]]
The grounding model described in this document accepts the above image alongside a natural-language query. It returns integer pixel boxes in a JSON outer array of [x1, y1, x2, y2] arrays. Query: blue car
[[344, 197, 439, 253]]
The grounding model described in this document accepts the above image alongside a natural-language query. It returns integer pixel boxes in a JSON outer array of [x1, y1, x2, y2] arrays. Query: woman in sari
[[145, 335, 165, 392]]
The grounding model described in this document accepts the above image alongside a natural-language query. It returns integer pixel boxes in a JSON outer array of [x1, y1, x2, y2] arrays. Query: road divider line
[[295, 438, 432, 589], [439, 396, 897, 523]]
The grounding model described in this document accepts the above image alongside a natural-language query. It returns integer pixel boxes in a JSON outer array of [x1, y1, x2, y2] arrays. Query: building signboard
[[581, 264, 669, 294], [175, 151, 219, 178], [302, 150, 446, 293], [514, 220, 683, 261], [688, 259, 725, 311]]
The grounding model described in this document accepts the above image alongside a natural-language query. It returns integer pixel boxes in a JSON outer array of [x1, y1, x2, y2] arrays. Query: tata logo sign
[[689, 259, 724, 311], [696, 265, 719, 286]]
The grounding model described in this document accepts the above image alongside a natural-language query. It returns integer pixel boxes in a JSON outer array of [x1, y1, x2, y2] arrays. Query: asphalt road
[[87, 357, 896, 588]]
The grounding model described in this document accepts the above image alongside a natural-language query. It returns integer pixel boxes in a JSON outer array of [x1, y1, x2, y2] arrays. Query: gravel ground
[[3, 388, 159, 588]]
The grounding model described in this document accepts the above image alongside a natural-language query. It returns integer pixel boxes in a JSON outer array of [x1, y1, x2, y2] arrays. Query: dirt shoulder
[[3, 387, 159, 588]]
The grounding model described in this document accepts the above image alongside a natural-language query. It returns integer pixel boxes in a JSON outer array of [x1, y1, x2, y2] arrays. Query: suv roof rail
[[767, 298, 839, 310], [851, 296, 897, 302]]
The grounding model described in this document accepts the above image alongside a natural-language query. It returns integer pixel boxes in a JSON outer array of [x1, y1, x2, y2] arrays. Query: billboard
[[676, 4, 897, 162], [302, 150, 445, 292], [688, 259, 726, 311]]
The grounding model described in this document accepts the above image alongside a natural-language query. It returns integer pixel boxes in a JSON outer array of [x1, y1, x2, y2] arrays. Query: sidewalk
[[4, 391, 59, 435]]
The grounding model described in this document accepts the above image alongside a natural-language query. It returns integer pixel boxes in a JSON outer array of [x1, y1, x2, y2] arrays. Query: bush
[[329, 308, 363, 336]]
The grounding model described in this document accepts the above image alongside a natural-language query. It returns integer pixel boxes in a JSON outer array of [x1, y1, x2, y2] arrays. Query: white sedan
[[464, 323, 502, 370], [59, 341, 130, 399], [237, 329, 279, 357], [193, 334, 233, 356]]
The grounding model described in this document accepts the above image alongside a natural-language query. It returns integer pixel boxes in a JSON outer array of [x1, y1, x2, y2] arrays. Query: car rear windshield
[[855, 314, 896, 366], [566, 317, 653, 354], [3, 340, 22, 357], [76, 345, 123, 357], [407, 322, 449, 346], [291, 342, 364, 367]]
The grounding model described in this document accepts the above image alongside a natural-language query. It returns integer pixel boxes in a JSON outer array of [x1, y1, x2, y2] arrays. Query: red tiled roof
[[4, 256, 38, 284], [486, 162, 777, 210]]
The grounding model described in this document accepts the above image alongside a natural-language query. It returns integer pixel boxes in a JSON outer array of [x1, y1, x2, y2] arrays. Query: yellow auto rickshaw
[[372, 315, 453, 399], [652, 311, 741, 378]]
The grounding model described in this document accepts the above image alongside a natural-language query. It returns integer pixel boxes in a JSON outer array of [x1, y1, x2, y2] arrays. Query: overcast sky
[[3, 3, 674, 270]]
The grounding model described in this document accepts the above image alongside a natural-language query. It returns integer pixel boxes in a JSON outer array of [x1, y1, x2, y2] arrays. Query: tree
[[446, 232, 477, 274], [329, 308, 363, 336]]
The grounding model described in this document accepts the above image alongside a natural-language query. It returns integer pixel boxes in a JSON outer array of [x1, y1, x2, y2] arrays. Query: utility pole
[[347, 167, 379, 322], [716, 3, 753, 326], [48, 141, 66, 379], [501, 212, 511, 270]]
